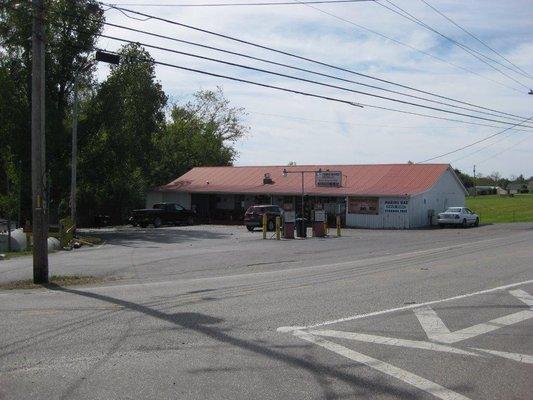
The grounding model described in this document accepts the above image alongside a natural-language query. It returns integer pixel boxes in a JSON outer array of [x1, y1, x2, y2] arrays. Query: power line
[[85, 43, 529, 130], [108, 0, 372, 6], [100, 2, 532, 116], [476, 135, 532, 165], [374, 0, 532, 90], [419, 0, 532, 79], [90, 31, 533, 127], [53, 8, 529, 123], [22, 1, 530, 127], [451, 131, 528, 163], [417, 116, 533, 163], [249, 111, 533, 132], [292, 0, 526, 94], [93, 47, 366, 109]]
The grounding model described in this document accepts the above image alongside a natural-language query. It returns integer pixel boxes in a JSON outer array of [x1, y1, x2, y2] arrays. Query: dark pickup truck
[[130, 203, 196, 228]]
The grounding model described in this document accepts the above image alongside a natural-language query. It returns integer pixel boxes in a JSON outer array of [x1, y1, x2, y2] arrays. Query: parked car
[[244, 205, 283, 232], [130, 203, 196, 228], [437, 207, 479, 228]]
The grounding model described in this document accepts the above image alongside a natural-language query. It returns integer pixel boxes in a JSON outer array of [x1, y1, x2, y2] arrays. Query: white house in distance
[[146, 163, 467, 229]]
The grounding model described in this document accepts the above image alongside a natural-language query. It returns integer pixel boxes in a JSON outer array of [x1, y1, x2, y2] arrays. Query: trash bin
[[296, 218, 307, 238]]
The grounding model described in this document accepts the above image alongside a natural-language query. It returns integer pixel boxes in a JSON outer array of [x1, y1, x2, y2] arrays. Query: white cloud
[[97, 0, 533, 178]]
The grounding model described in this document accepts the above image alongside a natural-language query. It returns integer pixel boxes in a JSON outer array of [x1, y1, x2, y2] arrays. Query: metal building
[[146, 164, 467, 228]]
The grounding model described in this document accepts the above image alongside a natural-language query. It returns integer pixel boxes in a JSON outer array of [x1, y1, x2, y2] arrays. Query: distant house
[[472, 185, 497, 195], [506, 182, 527, 194], [528, 180, 533, 193]]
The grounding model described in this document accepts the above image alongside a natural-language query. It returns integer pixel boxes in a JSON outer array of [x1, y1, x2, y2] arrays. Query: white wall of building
[[346, 196, 410, 229], [346, 169, 465, 229], [146, 191, 191, 209], [408, 169, 466, 228]]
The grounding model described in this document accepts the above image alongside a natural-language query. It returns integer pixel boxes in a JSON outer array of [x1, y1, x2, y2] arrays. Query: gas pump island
[[277, 168, 342, 240]]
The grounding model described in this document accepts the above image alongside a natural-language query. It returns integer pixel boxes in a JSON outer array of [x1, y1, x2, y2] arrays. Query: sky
[[96, 0, 533, 179]]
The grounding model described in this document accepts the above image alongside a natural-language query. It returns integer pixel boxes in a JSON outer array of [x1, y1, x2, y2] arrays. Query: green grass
[[466, 194, 533, 223]]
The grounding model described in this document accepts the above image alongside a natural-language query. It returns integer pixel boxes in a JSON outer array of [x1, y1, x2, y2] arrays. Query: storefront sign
[[348, 197, 379, 214], [284, 211, 296, 223], [384, 199, 409, 213], [314, 210, 326, 222], [315, 171, 342, 187]]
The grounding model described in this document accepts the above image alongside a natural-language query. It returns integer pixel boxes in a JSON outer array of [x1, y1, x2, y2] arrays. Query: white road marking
[[277, 279, 533, 332], [294, 330, 472, 400], [509, 289, 533, 307], [427, 310, 533, 344], [472, 348, 533, 364], [413, 305, 451, 341], [307, 329, 479, 356]]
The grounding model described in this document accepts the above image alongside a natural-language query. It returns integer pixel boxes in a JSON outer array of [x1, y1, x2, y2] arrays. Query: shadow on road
[[44, 284, 434, 399], [83, 227, 233, 247]]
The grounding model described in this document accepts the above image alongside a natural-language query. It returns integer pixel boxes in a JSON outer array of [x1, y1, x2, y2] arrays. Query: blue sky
[[97, 0, 533, 178]]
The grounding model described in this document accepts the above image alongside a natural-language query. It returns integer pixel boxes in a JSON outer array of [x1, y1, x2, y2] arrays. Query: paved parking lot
[[0, 223, 532, 399], [0, 222, 530, 285]]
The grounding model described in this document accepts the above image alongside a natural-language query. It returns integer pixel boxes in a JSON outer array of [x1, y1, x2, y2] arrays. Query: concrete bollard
[[275, 216, 281, 240], [336, 215, 341, 237], [262, 213, 267, 240]]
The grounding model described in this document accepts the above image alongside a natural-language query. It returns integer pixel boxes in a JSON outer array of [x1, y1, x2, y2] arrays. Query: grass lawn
[[466, 194, 533, 223]]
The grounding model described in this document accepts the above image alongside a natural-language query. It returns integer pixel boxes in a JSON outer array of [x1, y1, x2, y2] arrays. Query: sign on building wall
[[315, 171, 342, 187], [348, 197, 379, 214], [384, 199, 409, 213]]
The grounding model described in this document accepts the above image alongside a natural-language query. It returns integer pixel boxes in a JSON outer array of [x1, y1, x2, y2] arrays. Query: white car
[[437, 207, 479, 228]]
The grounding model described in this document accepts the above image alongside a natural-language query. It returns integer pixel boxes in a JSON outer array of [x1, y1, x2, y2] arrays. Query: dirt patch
[[0, 275, 106, 290]]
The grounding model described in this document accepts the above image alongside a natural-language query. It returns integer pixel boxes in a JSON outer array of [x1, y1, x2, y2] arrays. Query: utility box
[[283, 211, 295, 239], [313, 210, 326, 237]]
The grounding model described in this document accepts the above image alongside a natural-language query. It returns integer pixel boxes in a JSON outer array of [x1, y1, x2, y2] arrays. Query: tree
[[0, 148, 21, 250], [0, 0, 104, 222], [78, 43, 167, 223], [151, 87, 248, 186], [454, 168, 474, 188]]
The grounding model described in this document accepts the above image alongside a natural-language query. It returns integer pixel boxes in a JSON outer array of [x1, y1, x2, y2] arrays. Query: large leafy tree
[[151, 87, 249, 186], [78, 43, 167, 223], [0, 0, 104, 221]]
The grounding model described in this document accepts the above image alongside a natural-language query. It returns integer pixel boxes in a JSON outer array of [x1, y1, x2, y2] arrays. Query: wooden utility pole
[[473, 165, 477, 197], [31, 0, 48, 283], [70, 75, 79, 229]]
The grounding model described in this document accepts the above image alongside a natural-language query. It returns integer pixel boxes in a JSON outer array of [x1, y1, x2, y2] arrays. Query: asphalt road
[[0, 223, 532, 399]]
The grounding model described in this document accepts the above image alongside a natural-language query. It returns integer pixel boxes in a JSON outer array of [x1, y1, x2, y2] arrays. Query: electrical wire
[[100, 2, 532, 115], [88, 43, 533, 131], [374, 0, 532, 90], [87, 30, 533, 127], [92, 47, 365, 109], [419, 0, 532, 79], [451, 131, 529, 163], [476, 135, 532, 165], [7, 0, 527, 125], [43, 3, 529, 124], [417, 116, 533, 163], [292, 0, 526, 94], [249, 111, 533, 132], [91, 20, 529, 123], [107, 0, 373, 6]]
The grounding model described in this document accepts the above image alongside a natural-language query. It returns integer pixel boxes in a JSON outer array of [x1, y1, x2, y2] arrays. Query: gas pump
[[313, 210, 326, 237], [283, 211, 295, 239]]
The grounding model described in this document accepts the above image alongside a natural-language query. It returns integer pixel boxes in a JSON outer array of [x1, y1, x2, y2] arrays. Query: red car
[[244, 205, 283, 232]]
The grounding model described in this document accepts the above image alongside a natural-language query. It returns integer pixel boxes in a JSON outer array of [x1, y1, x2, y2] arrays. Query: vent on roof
[[263, 173, 274, 185]]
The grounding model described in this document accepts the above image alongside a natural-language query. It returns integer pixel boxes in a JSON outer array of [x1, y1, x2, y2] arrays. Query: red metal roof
[[157, 164, 456, 197]]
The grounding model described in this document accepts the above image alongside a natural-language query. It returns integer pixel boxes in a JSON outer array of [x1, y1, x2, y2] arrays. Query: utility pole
[[473, 165, 476, 197], [5, 158, 11, 252], [31, 0, 48, 284], [70, 74, 79, 229]]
